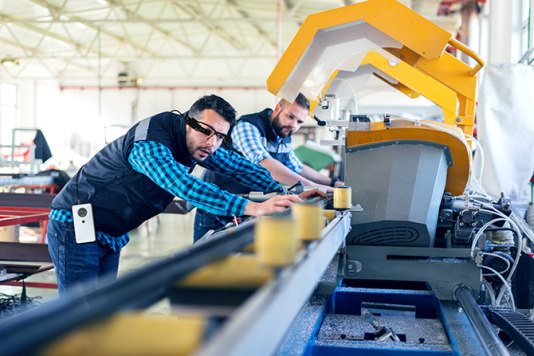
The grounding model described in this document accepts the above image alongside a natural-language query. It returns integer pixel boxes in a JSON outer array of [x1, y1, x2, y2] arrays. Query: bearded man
[[194, 93, 343, 241]]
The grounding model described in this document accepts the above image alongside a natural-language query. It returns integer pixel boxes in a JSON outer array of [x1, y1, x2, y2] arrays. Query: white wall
[[13, 74, 453, 172], [17, 82, 280, 169]]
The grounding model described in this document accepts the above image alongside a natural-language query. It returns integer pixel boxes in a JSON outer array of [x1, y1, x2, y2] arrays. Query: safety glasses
[[173, 110, 232, 145]]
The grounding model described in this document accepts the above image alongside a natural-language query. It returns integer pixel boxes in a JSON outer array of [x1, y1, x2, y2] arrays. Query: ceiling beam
[[104, 0, 199, 54], [171, 0, 247, 51], [25, 0, 164, 58], [1, 17, 306, 24], [226, 0, 277, 49]]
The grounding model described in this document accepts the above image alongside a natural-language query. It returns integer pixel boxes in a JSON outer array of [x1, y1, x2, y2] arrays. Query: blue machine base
[[277, 280, 488, 356]]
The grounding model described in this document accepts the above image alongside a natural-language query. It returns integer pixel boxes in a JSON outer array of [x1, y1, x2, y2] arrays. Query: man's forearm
[[259, 158, 311, 185], [259, 158, 330, 189], [243, 194, 303, 217], [299, 164, 331, 186]]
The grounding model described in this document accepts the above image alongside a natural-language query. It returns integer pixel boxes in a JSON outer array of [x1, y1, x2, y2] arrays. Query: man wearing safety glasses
[[194, 93, 343, 241], [47, 94, 305, 296]]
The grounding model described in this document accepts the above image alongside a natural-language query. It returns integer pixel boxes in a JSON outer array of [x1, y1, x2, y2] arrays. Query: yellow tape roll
[[333, 186, 352, 209], [43, 313, 205, 356], [324, 209, 337, 223], [255, 216, 297, 267], [292, 203, 324, 241]]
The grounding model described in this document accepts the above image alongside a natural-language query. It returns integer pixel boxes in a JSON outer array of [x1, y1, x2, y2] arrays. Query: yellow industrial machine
[[267, 0, 482, 136], [2, 1, 534, 356], [267, 0, 483, 250]]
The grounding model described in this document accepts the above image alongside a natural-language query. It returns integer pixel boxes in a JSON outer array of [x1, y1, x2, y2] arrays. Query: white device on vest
[[72, 203, 96, 244], [72, 165, 96, 244]]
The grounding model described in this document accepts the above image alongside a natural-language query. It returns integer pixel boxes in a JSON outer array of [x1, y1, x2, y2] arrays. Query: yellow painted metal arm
[[360, 51, 458, 122], [267, 0, 483, 139], [267, 0, 452, 101], [448, 38, 485, 76]]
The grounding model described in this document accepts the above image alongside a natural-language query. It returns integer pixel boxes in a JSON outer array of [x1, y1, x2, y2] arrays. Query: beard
[[191, 145, 213, 161], [272, 113, 293, 138]]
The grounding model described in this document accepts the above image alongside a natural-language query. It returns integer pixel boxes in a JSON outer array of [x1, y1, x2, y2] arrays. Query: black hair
[[295, 93, 311, 111], [189, 94, 237, 126], [279, 93, 310, 111]]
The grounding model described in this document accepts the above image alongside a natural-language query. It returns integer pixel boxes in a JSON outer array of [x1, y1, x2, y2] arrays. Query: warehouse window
[[0, 83, 18, 146]]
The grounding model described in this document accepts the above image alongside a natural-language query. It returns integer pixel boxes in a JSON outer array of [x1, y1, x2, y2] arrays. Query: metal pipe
[[0, 218, 259, 356], [454, 284, 510, 356]]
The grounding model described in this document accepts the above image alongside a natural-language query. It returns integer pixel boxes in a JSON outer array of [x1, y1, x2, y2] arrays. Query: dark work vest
[[51, 111, 194, 236], [202, 108, 292, 194]]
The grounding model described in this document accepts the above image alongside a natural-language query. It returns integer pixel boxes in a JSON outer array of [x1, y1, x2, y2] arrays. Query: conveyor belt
[[0, 198, 348, 356], [0, 217, 260, 356], [487, 307, 534, 355]]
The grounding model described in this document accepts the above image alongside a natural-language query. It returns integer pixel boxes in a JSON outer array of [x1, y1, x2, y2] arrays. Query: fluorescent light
[[1, 58, 20, 66]]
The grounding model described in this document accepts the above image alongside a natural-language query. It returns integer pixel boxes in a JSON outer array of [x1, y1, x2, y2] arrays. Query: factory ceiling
[[0, 0, 463, 88]]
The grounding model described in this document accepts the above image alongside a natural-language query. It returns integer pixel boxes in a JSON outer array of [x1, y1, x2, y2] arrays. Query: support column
[[488, 0, 523, 63]]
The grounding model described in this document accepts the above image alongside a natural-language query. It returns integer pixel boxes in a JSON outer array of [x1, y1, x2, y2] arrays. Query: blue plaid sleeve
[[232, 122, 272, 164], [128, 141, 249, 216], [233, 121, 303, 174], [48, 209, 129, 253], [201, 147, 281, 192], [287, 149, 304, 174]]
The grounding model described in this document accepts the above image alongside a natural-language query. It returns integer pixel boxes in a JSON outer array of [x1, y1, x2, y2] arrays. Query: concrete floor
[[0, 212, 195, 316]]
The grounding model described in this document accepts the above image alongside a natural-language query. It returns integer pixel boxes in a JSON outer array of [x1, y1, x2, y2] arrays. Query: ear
[[272, 102, 283, 119]]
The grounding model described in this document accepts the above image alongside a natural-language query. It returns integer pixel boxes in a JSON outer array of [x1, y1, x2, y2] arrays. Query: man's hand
[[334, 180, 346, 187], [243, 194, 302, 217], [298, 188, 328, 200]]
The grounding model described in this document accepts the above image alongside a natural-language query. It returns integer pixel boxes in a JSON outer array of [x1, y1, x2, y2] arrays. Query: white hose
[[476, 205, 523, 305], [465, 134, 485, 184], [480, 252, 511, 276], [469, 216, 519, 306], [481, 265, 516, 311], [483, 280, 497, 305], [464, 134, 493, 199], [470, 217, 508, 258]]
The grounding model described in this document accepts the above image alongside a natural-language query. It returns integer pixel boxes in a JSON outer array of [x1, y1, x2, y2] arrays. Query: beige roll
[[292, 203, 324, 241], [255, 216, 297, 267], [333, 186, 352, 209], [43, 313, 206, 356], [324, 209, 337, 223]]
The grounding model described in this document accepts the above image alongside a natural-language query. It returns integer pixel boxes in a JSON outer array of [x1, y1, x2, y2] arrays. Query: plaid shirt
[[48, 209, 129, 253], [49, 140, 280, 251], [232, 121, 304, 173]]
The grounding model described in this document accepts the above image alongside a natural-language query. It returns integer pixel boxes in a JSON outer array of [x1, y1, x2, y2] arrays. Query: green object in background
[[294, 145, 335, 171]]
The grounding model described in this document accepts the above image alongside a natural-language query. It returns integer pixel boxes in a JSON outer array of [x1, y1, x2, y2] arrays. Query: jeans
[[47, 219, 120, 296], [193, 211, 232, 242]]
